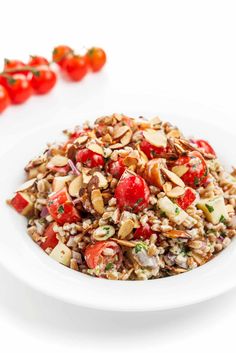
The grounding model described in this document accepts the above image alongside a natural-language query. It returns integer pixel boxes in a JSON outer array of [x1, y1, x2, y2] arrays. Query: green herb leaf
[[194, 176, 200, 186], [219, 215, 226, 224], [134, 242, 148, 253], [206, 204, 214, 213], [58, 205, 64, 214], [175, 207, 180, 215], [105, 262, 114, 271]]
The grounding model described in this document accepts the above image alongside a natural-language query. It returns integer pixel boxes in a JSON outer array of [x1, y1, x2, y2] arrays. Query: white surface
[[0, 0, 236, 351], [1, 105, 236, 313]]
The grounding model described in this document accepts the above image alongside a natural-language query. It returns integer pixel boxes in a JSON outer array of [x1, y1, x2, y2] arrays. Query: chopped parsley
[[134, 242, 148, 253], [175, 207, 180, 215], [219, 215, 227, 224], [105, 262, 114, 271], [205, 204, 214, 213], [160, 211, 166, 217], [58, 205, 64, 214], [194, 176, 200, 186]]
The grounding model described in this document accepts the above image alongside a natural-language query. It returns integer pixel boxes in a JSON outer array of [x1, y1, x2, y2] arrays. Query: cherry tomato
[[3, 74, 32, 104], [4, 59, 27, 75], [64, 55, 88, 81], [52, 45, 73, 67], [133, 223, 152, 240], [28, 56, 49, 67], [140, 139, 167, 159], [29, 67, 57, 94], [47, 187, 80, 225], [76, 148, 104, 168], [115, 173, 150, 212], [108, 158, 126, 179], [85, 240, 123, 271], [174, 151, 208, 188], [86, 47, 106, 72], [41, 222, 58, 250], [176, 188, 196, 210], [0, 85, 10, 113], [194, 139, 216, 156]]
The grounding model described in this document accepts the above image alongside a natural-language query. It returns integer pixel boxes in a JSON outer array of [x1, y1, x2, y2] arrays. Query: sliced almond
[[110, 238, 136, 248], [110, 143, 124, 150], [81, 168, 92, 184], [123, 155, 138, 167], [145, 158, 167, 188], [167, 129, 181, 138], [163, 230, 191, 239], [166, 186, 185, 198], [120, 130, 132, 146], [150, 116, 161, 125], [191, 251, 206, 265], [87, 143, 104, 156], [163, 182, 173, 194], [91, 189, 104, 214], [118, 219, 134, 239], [49, 155, 68, 167], [226, 204, 234, 213], [93, 172, 108, 188], [93, 225, 115, 241], [68, 175, 83, 197], [113, 125, 130, 139], [16, 178, 37, 192], [143, 129, 167, 148], [74, 135, 88, 145], [172, 165, 189, 177], [52, 175, 74, 192], [161, 167, 185, 187]]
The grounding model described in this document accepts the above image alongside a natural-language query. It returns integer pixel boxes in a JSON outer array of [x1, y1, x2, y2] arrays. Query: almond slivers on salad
[[8, 114, 236, 280]]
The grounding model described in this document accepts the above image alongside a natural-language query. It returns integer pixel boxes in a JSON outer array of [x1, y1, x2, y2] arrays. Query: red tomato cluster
[[0, 45, 106, 114], [52, 45, 106, 82]]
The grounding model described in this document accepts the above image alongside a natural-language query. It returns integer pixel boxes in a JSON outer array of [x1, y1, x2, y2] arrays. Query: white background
[[0, 0, 236, 352]]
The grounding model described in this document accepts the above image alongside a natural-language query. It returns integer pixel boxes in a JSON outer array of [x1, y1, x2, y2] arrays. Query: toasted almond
[[226, 204, 234, 213], [110, 238, 136, 247], [102, 134, 113, 144], [74, 135, 88, 144], [49, 155, 68, 167], [163, 182, 173, 194], [94, 172, 108, 188], [166, 186, 185, 198], [172, 267, 187, 274], [87, 143, 104, 156], [143, 129, 167, 148], [68, 175, 83, 197], [120, 130, 132, 146], [118, 219, 135, 239], [145, 158, 167, 188], [81, 168, 92, 184], [172, 165, 189, 177], [150, 116, 161, 125], [161, 167, 185, 187], [113, 125, 130, 139], [167, 129, 181, 138], [93, 225, 115, 241], [91, 189, 104, 214], [16, 178, 37, 192], [123, 155, 138, 167], [191, 251, 206, 265], [163, 230, 191, 239], [110, 143, 124, 149]]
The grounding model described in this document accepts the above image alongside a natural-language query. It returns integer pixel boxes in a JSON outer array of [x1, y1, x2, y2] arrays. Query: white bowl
[[0, 111, 235, 312]]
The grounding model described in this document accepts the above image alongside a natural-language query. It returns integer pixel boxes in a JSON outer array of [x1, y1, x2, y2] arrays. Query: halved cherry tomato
[[29, 67, 57, 94], [174, 151, 208, 188], [140, 139, 167, 159], [28, 56, 49, 67], [47, 187, 80, 225], [194, 139, 216, 156], [176, 188, 196, 210], [115, 173, 150, 212], [41, 222, 58, 250], [133, 223, 152, 240], [52, 45, 73, 67], [108, 158, 126, 179], [0, 85, 10, 113], [85, 240, 123, 271], [4, 59, 27, 75], [86, 47, 106, 72], [76, 148, 104, 168], [2, 74, 32, 104], [63, 55, 88, 81]]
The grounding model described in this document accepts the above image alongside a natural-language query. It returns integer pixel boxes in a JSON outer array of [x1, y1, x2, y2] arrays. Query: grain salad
[[8, 114, 236, 280]]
